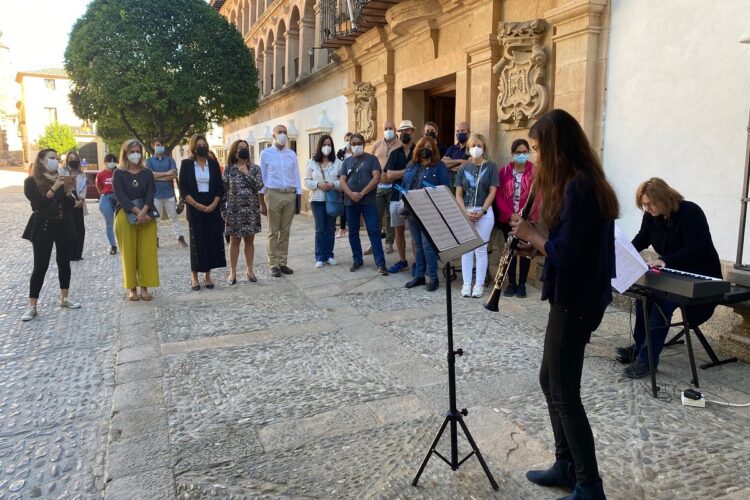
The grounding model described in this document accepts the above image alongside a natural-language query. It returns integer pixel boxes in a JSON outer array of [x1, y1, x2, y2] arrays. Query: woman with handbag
[[112, 139, 159, 301], [304, 134, 342, 268], [222, 139, 266, 284], [21, 148, 81, 321], [63, 151, 88, 260], [179, 134, 226, 290]]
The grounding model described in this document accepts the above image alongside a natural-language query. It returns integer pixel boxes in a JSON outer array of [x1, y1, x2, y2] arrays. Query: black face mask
[[425, 130, 436, 139], [419, 148, 432, 160], [68, 160, 80, 169], [237, 148, 250, 160], [400, 133, 411, 144], [195, 145, 209, 158]]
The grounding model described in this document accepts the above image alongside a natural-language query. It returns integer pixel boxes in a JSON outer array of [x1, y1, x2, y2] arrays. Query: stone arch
[[275, 20, 287, 89], [298, 0, 315, 75], [256, 38, 265, 96], [265, 29, 275, 94], [288, 6, 301, 81]]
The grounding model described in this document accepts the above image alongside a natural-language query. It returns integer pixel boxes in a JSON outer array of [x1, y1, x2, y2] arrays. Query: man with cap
[[384, 120, 416, 273], [369, 120, 401, 255]]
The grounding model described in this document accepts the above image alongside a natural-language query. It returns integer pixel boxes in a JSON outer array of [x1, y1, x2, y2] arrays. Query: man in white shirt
[[259, 124, 302, 277]]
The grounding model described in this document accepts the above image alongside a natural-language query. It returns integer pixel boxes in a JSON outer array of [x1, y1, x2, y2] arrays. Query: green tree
[[38, 122, 78, 154], [64, 0, 259, 154]]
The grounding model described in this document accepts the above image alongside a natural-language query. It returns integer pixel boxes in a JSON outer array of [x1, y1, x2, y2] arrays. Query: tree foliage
[[38, 122, 78, 154], [65, 0, 259, 153]]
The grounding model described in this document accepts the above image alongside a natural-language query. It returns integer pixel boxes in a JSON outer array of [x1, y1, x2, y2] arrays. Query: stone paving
[[1, 188, 750, 499]]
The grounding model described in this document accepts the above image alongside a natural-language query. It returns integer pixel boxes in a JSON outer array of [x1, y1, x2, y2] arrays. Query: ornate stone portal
[[353, 82, 377, 142], [492, 20, 549, 129]]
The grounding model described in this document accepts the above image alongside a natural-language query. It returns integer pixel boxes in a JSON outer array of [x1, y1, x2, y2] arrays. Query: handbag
[[126, 198, 160, 224], [176, 196, 185, 214], [325, 189, 344, 217]]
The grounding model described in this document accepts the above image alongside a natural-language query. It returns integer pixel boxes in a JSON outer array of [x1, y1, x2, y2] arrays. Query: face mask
[[400, 133, 411, 144], [155, 146, 165, 155], [276, 133, 288, 146], [514, 153, 529, 164], [384, 129, 395, 141], [419, 148, 432, 160], [344, 141, 349, 149], [351, 145, 364, 157], [237, 148, 250, 160], [68, 160, 80, 169], [470, 146, 484, 159], [457, 132, 468, 144], [106, 162, 117, 170], [321, 145, 332, 156], [425, 130, 437, 139], [127, 152, 142, 164], [45, 158, 59, 172], [195, 145, 209, 157]]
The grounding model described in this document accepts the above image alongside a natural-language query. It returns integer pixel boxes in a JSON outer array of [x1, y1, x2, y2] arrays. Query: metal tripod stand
[[412, 263, 499, 491]]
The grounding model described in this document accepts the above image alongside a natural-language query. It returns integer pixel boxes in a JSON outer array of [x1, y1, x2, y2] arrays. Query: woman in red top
[[495, 139, 538, 298], [96, 153, 119, 254]]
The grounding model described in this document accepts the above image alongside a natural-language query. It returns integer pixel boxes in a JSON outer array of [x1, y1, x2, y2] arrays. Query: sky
[[2, 0, 94, 71]]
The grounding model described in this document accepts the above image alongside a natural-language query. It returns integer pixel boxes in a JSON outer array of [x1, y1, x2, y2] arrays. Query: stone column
[[371, 75, 395, 143], [256, 53, 265, 97], [465, 35, 501, 148], [298, 18, 315, 77], [273, 38, 285, 91], [545, 0, 608, 144], [285, 29, 299, 86], [313, 0, 324, 70], [264, 47, 273, 95]]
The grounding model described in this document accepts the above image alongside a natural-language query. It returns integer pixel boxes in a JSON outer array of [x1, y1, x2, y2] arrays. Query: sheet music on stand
[[612, 223, 648, 293], [401, 185, 485, 262]]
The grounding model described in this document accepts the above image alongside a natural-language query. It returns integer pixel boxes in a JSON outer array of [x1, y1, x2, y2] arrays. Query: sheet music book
[[612, 224, 648, 293], [402, 185, 484, 262]]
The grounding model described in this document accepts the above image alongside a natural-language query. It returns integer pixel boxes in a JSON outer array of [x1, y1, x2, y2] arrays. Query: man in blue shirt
[[442, 121, 471, 184], [146, 138, 187, 247]]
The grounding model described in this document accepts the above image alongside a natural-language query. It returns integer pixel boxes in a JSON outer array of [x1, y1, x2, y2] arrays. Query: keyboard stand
[[665, 314, 739, 369]]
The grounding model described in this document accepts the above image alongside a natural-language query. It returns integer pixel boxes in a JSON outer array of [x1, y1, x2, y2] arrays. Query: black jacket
[[178, 159, 224, 204], [22, 176, 75, 242]]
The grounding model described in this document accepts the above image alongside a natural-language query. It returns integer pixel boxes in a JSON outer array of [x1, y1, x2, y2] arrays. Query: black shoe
[[622, 359, 653, 379], [558, 479, 606, 500], [377, 266, 389, 276], [426, 279, 439, 292], [228, 277, 237, 285], [270, 267, 282, 278], [109, 246, 117, 255], [191, 280, 201, 291], [204, 281, 215, 289], [350, 261, 363, 272], [526, 461, 576, 490], [504, 283, 517, 297], [516, 283, 527, 298], [405, 277, 426, 288], [615, 345, 636, 364], [279, 265, 294, 275]]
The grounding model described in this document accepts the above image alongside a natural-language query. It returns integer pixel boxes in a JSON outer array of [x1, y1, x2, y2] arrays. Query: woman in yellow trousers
[[112, 139, 160, 301]]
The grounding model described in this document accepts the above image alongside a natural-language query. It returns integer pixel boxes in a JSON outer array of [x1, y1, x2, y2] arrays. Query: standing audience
[[96, 153, 119, 254], [64, 151, 87, 261], [369, 120, 400, 255], [147, 138, 187, 248], [335, 132, 352, 238], [304, 135, 341, 268], [179, 134, 226, 290], [384, 120, 416, 273], [442, 121, 471, 181]]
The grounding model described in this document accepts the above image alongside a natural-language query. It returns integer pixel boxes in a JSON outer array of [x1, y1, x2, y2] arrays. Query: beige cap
[[397, 120, 415, 131]]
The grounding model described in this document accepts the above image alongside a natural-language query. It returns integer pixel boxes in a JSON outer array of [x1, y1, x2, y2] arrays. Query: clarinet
[[484, 188, 537, 312]]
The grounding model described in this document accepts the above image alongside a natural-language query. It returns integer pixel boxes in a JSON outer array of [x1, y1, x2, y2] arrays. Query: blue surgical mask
[[155, 146, 165, 155], [514, 153, 529, 164], [457, 132, 468, 144]]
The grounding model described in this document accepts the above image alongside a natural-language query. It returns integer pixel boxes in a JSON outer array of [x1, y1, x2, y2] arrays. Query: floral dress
[[222, 163, 264, 237]]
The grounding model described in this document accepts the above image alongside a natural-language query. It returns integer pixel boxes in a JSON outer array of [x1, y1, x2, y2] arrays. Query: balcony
[[320, 0, 399, 49]]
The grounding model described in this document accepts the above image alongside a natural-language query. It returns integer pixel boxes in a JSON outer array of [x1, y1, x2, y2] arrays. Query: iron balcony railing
[[320, 0, 398, 48]]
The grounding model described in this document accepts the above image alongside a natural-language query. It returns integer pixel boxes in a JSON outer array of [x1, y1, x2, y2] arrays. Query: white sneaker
[[472, 284, 484, 298], [315, 261, 324, 268], [461, 284, 472, 297], [327, 258, 337, 266], [60, 298, 81, 309], [21, 306, 37, 321]]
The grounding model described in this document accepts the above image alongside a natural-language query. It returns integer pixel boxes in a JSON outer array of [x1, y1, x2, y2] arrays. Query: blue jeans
[[346, 203, 385, 267], [98, 193, 117, 247], [407, 218, 438, 280], [310, 201, 335, 262], [633, 299, 679, 367]]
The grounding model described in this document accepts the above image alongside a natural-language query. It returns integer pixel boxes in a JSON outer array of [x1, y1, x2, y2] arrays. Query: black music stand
[[401, 185, 499, 491]]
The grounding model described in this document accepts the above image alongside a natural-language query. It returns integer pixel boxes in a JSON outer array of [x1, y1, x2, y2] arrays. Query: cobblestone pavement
[[1, 190, 750, 499]]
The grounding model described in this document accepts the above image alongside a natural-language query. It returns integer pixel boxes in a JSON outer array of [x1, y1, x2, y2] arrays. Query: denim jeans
[[310, 201, 335, 262], [407, 218, 438, 280], [632, 299, 679, 367], [98, 193, 117, 247], [346, 203, 385, 267]]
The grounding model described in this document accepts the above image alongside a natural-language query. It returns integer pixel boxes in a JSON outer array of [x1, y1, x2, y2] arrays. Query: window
[[308, 133, 323, 158], [288, 139, 297, 153], [259, 141, 272, 152], [309, 53, 314, 72], [281, 66, 285, 86], [44, 107, 57, 124], [294, 58, 299, 78], [44, 79, 56, 90]]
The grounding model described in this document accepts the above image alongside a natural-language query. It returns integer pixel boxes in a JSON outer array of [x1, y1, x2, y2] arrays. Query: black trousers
[[540, 303, 604, 485], [498, 222, 530, 284], [30, 219, 71, 298], [71, 206, 85, 259]]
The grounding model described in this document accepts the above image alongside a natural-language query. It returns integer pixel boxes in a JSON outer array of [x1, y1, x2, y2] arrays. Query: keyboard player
[[617, 178, 722, 378]]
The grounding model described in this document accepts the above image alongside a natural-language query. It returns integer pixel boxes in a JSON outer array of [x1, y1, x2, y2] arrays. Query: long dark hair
[[227, 139, 250, 166], [529, 109, 619, 228], [313, 134, 335, 163], [31, 148, 57, 193]]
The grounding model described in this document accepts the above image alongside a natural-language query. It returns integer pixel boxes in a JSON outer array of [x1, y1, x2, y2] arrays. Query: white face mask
[[321, 145, 332, 156], [106, 162, 117, 170], [127, 152, 141, 164], [276, 133, 288, 146], [470, 146, 484, 159], [45, 158, 59, 172], [344, 141, 350, 150], [383, 129, 395, 141], [351, 145, 364, 157]]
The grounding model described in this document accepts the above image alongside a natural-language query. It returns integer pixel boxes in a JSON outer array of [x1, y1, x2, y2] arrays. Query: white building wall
[[22, 76, 83, 145], [603, 0, 750, 262]]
